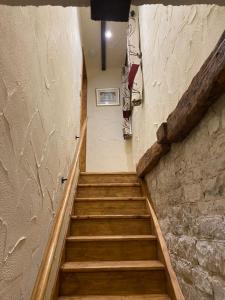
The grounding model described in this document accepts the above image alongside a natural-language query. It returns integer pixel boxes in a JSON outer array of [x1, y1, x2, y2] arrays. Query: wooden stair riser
[[65, 239, 157, 262], [74, 200, 147, 215], [70, 218, 152, 236], [76, 185, 142, 198], [59, 270, 167, 296], [79, 173, 139, 184]]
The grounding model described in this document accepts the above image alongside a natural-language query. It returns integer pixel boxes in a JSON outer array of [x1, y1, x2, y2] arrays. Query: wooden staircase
[[56, 172, 175, 300]]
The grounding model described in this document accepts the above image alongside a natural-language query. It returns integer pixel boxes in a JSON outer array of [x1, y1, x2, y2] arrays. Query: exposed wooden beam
[[137, 30, 225, 177], [137, 142, 170, 177], [162, 30, 225, 143], [101, 21, 106, 71], [156, 122, 168, 145]]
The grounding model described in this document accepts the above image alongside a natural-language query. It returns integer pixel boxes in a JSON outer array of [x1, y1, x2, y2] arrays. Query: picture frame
[[96, 88, 120, 106]]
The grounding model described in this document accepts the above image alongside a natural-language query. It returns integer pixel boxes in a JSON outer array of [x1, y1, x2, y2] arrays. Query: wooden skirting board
[[137, 30, 225, 178]]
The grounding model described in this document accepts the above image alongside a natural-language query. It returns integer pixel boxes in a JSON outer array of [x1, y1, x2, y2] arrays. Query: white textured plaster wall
[[87, 68, 134, 172], [0, 6, 82, 300], [132, 4, 225, 164]]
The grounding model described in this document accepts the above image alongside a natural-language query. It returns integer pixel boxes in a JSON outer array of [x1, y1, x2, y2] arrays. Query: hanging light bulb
[[105, 30, 112, 39]]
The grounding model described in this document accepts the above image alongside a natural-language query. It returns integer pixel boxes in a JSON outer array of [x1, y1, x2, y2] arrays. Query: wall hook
[[130, 10, 135, 17], [75, 136, 80, 140], [61, 177, 68, 184]]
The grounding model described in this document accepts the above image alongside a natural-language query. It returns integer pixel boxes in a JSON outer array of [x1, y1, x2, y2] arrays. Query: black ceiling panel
[[91, 0, 131, 22]]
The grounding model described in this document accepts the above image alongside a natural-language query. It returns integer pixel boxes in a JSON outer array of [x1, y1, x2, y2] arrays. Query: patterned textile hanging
[[121, 66, 132, 139], [121, 8, 143, 139], [127, 9, 143, 106]]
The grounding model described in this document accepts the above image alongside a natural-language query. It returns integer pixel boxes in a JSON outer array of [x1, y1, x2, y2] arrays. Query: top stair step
[[79, 172, 139, 184], [76, 183, 142, 198]]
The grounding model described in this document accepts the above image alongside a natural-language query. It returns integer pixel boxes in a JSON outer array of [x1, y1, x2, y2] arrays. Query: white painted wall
[[0, 6, 82, 299], [87, 68, 134, 172], [132, 4, 225, 164]]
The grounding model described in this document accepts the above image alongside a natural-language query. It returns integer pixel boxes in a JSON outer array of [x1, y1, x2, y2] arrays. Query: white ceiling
[[79, 7, 128, 72]]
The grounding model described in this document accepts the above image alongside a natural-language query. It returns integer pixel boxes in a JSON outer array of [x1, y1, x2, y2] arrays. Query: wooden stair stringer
[[140, 179, 185, 300]]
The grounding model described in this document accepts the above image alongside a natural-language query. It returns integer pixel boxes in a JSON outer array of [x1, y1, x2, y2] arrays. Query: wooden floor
[[57, 172, 171, 300]]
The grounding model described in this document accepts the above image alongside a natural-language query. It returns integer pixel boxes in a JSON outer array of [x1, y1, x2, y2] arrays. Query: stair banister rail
[[31, 118, 88, 300]]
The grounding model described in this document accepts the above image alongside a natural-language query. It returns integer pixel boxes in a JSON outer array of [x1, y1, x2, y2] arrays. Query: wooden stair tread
[[71, 215, 150, 220], [75, 197, 146, 201], [77, 183, 142, 198], [78, 183, 140, 187], [58, 295, 170, 299], [79, 173, 139, 184], [61, 260, 165, 272], [66, 235, 157, 242]]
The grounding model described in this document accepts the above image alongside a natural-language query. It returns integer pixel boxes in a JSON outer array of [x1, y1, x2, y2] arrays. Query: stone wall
[[146, 93, 225, 300]]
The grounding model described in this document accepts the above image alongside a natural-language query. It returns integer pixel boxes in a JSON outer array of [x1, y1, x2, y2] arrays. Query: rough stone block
[[207, 111, 220, 135], [184, 183, 202, 203], [192, 267, 213, 295], [176, 235, 197, 263], [222, 108, 225, 129], [179, 277, 212, 300], [211, 276, 225, 300], [196, 215, 225, 240], [174, 258, 193, 284], [196, 241, 225, 277], [202, 174, 225, 201]]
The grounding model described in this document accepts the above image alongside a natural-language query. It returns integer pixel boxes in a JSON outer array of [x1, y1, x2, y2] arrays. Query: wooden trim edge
[[80, 52, 87, 172], [140, 179, 185, 300]]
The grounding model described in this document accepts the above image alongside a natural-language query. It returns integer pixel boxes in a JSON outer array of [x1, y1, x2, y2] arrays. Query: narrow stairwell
[[57, 172, 172, 300]]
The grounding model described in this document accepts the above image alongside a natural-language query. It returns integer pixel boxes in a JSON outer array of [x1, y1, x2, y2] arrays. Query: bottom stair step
[[58, 295, 171, 299]]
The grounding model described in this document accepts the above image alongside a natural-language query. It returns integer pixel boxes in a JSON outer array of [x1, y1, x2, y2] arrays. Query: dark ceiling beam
[[91, 0, 132, 22], [0, 0, 224, 6], [101, 21, 106, 71]]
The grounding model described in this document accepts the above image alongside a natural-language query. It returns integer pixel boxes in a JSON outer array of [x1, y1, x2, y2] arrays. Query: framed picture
[[96, 88, 120, 106]]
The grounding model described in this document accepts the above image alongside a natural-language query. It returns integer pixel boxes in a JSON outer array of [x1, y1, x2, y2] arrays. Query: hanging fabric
[[121, 66, 132, 139], [127, 9, 143, 106], [123, 118, 132, 140], [121, 8, 143, 139]]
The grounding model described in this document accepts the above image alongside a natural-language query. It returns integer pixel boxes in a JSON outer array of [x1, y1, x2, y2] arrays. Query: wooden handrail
[[31, 118, 88, 300]]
